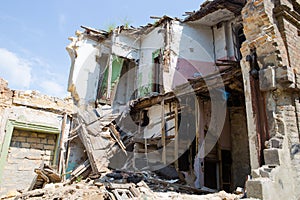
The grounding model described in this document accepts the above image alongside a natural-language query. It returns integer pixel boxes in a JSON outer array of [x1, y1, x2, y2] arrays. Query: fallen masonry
[[1, 0, 300, 199], [3, 171, 244, 200]]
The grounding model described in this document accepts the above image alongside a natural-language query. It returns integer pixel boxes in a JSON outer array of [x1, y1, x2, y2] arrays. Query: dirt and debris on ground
[[1, 168, 246, 200]]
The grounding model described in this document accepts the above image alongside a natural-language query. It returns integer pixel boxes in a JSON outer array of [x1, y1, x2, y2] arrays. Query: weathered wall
[[0, 78, 73, 196], [170, 22, 215, 88], [241, 0, 300, 199], [229, 107, 250, 190], [67, 34, 103, 106], [1, 129, 57, 194], [112, 33, 140, 60], [138, 27, 165, 97], [274, 0, 300, 72]]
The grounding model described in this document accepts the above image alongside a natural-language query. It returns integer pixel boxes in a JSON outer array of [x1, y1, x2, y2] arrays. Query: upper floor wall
[[67, 1, 245, 107]]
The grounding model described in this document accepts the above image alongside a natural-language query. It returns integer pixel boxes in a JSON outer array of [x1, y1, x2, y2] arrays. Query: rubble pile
[[1, 175, 243, 200], [0, 165, 246, 200]]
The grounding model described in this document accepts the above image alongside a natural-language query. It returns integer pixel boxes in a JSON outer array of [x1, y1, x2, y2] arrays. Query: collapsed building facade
[[66, 0, 300, 199], [0, 0, 299, 199]]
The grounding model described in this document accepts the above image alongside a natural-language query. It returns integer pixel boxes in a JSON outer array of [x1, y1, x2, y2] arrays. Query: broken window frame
[[0, 120, 60, 182], [152, 49, 163, 93]]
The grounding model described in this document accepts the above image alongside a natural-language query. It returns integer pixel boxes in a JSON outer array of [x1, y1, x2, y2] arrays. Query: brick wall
[[0, 129, 57, 194], [274, 0, 300, 72]]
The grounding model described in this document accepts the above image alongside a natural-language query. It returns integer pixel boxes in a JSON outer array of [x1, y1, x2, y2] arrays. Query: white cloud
[[0, 48, 68, 98], [40, 80, 67, 98], [0, 48, 32, 89]]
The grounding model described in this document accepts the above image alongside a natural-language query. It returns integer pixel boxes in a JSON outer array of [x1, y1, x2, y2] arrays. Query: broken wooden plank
[[109, 124, 127, 156], [132, 135, 175, 145]]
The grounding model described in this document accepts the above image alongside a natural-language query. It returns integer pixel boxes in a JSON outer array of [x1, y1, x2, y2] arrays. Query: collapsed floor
[[1, 166, 245, 200]]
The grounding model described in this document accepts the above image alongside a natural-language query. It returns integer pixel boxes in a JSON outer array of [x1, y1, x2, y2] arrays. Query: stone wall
[[0, 77, 74, 196], [229, 107, 251, 190], [1, 129, 57, 193]]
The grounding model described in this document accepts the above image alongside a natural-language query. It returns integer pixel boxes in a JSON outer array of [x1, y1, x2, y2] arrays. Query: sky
[[0, 0, 203, 98]]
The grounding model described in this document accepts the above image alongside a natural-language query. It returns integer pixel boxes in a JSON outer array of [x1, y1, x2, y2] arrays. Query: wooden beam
[[161, 99, 166, 164], [195, 96, 199, 154], [109, 124, 127, 155], [174, 102, 179, 170], [58, 113, 68, 180]]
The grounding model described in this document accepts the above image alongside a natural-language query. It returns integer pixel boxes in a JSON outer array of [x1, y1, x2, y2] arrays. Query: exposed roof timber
[[184, 0, 245, 22], [81, 25, 110, 41], [134, 15, 175, 35], [130, 66, 242, 111]]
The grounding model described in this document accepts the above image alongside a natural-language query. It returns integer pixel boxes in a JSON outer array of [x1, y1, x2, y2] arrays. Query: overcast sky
[[0, 1, 203, 98]]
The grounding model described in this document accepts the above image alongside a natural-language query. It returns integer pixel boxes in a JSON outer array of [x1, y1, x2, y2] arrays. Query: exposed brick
[[13, 137, 26, 142], [29, 132, 38, 138], [37, 133, 47, 138], [21, 143, 30, 148], [19, 132, 29, 137], [40, 138, 47, 144], [44, 145, 55, 150], [26, 137, 40, 143], [47, 139, 56, 145], [30, 143, 44, 150]]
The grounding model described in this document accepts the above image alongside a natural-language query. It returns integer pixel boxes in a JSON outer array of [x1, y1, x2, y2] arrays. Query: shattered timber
[[1, 0, 300, 199]]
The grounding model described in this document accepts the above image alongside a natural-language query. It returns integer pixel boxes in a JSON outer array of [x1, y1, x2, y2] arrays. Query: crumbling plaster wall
[[169, 20, 237, 89], [67, 34, 105, 106], [138, 27, 165, 97], [112, 33, 140, 60]]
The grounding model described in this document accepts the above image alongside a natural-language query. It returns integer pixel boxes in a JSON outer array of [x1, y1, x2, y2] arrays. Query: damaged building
[[0, 0, 299, 199], [66, 0, 300, 199], [0, 78, 74, 196]]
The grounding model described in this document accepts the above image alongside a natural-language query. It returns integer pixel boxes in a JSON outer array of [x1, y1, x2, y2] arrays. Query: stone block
[[21, 143, 30, 148], [264, 148, 281, 165], [44, 145, 55, 150], [27, 138, 40, 143], [13, 137, 26, 143], [44, 150, 52, 156], [37, 133, 47, 138], [259, 168, 270, 178], [276, 66, 295, 84], [29, 132, 38, 137], [31, 143, 44, 150], [40, 138, 47, 144], [246, 179, 263, 199], [259, 67, 276, 91], [251, 169, 261, 178], [47, 139, 56, 145], [19, 132, 29, 137]]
